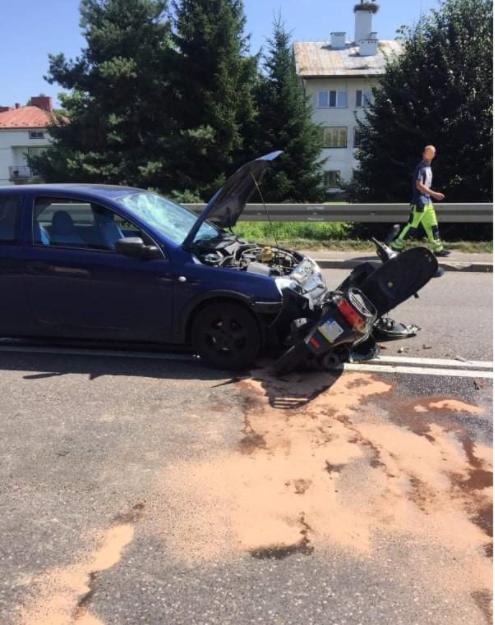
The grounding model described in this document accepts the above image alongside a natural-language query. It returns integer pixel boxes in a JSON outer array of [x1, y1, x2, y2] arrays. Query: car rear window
[[0, 195, 21, 243]]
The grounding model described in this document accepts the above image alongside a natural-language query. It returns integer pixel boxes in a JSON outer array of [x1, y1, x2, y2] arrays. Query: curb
[[314, 258, 493, 273]]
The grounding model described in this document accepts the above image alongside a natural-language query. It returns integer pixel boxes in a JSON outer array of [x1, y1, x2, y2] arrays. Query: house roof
[[0, 105, 54, 129], [294, 40, 402, 78]]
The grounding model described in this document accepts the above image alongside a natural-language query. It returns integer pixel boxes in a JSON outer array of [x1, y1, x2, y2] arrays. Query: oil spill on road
[[153, 368, 492, 619], [17, 503, 143, 625]]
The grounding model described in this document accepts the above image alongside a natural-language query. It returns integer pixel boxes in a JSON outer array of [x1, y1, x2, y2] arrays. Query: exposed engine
[[196, 240, 303, 277]]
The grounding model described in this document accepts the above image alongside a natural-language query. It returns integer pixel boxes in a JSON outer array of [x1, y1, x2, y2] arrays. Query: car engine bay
[[193, 237, 303, 277], [192, 236, 328, 309]]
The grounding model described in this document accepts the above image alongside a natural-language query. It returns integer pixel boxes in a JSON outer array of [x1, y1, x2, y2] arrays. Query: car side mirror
[[115, 237, 162, 260]]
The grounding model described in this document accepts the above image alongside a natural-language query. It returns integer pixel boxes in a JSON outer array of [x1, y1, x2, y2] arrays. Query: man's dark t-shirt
[[411, 160, 433, 209]]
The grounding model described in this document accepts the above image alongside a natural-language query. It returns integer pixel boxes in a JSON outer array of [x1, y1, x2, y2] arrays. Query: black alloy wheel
[[191, 302, 261, 370]]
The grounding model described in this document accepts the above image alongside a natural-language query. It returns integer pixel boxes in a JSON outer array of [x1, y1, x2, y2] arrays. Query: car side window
[[0, 196, 21, 244], [33, 198, 154, 251]]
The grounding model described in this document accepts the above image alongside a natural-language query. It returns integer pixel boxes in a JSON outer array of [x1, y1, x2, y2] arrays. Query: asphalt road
[[0, 270, 492, 625]]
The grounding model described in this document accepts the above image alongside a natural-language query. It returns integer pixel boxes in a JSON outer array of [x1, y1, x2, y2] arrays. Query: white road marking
[[367, 355, 493, 370], [344, 362, 493, 379], [0, 344, 492, 379]]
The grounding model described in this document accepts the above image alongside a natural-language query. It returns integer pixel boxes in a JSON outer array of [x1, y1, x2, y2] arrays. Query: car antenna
[[250, 172, 280, 249]]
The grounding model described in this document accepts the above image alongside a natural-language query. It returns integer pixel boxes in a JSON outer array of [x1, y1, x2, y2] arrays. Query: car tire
[[191, 301, 261, 370]]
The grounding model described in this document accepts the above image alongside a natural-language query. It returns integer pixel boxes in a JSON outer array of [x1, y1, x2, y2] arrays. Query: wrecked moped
[[273, 240, 439, 375]]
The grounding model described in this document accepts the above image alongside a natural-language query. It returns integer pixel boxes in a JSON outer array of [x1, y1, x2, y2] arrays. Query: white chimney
[[330, 32, 346, 49], [359, 35, 378, 56], [354, 1, 379, 43]]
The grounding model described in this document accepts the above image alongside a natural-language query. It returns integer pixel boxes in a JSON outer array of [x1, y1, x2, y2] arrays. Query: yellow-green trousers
[[391, 202, 443, 252]]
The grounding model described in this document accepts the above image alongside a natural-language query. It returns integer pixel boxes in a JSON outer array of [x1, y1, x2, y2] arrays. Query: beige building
[[0, 96, 54, 186], [294, 2, 401, 192]]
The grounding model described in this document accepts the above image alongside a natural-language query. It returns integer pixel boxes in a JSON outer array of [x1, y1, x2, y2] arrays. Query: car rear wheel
[[191, 302, 261, 370]]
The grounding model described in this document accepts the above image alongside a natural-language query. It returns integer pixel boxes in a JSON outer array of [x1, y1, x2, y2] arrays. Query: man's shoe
[[434, 249, 451, 257]]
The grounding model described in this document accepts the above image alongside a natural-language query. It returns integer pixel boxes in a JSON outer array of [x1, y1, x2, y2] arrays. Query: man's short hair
[[424, 144, 436, 153]]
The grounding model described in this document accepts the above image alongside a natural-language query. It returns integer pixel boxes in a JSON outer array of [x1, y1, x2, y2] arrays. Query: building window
[[336, 91, 347, 107], [363, 90, 373, 107], [323, 171, 341, 188], [318, 91, 329, 108], [353, 127, 362, 148], [356, 90, 373, 108], [29, 130, 45, 140], [322, 127, 348, 148], [317, 90, 347, 109]]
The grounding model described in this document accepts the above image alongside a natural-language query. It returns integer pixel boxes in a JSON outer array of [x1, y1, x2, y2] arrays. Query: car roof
[[0, 183, 143, 200]]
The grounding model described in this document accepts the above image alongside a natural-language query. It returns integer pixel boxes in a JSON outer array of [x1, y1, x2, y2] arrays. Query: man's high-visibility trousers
[[391, 202, 444, 252]]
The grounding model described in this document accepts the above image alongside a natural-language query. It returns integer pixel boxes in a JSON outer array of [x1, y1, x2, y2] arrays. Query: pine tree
[[171, 0, 258, 197], [252, 19, 326, 202], [351, 0, 492, 204], [30, 0, 177, 191]]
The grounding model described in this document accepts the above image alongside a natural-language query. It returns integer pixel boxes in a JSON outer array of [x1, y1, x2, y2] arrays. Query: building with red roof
[[0, 96, 55, 185]]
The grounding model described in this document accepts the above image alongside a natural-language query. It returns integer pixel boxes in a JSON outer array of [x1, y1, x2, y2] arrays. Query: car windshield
[[117, 192, 219, 245]]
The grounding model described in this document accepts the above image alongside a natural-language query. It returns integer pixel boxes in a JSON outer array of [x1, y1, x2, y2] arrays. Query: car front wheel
[[191, 301, 261, 370]]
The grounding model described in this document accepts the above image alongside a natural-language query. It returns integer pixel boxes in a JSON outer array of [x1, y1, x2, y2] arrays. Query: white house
[[0, 96, 54, 186], [294, 1, 401, 192]]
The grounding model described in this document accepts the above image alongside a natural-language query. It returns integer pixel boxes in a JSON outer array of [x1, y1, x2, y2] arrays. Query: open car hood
[[183, 151, 282, 247]]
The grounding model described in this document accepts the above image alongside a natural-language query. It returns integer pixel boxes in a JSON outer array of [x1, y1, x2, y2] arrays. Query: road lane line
[[344, 363, 493, 379], [368, 356, 493, 369], [0, 345, 492, 379]]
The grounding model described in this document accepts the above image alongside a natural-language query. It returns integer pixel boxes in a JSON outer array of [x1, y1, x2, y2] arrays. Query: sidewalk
[[301, 249, 493, 273]]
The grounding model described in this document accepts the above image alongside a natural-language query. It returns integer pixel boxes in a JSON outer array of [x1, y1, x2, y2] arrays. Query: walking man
[[391, 145, 450, 256]]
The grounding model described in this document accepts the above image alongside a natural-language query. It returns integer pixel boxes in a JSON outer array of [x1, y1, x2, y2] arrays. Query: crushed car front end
[[188, 236, 328, 348]]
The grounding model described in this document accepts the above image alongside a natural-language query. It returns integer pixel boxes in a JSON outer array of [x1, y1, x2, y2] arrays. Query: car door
[[25, 195, 174, 342], [0, 193, 35, 336]]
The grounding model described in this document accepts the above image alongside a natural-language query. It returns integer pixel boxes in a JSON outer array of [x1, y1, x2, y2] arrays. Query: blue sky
[[0, 0, 441, 107]]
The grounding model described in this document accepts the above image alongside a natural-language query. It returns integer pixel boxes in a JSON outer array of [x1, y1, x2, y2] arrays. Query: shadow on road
[[248, 365, 343, 410], [0, 350, 231, 383], [0, 348, 344, 411]]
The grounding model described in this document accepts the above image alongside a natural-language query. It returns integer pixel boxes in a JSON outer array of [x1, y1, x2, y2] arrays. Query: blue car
[[0, 152, 327, 369]]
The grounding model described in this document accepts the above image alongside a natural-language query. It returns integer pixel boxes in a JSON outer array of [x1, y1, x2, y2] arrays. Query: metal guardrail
[[185, 203, 493, 223]]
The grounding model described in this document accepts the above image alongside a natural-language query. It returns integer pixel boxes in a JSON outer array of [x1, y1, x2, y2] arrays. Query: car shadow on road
[[0, 349, 344, 408], [0, 350, 232, 383]]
